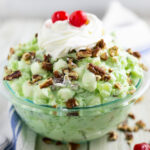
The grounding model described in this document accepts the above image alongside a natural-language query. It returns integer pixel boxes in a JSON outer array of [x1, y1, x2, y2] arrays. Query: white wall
[[0, 0, 150, 19]]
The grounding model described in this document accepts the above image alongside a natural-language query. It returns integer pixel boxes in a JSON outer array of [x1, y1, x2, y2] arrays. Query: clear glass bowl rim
[[3, 78, 142, 111]]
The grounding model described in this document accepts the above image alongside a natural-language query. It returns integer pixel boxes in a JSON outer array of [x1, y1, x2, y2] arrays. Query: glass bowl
[[2, 69, 149, 144]]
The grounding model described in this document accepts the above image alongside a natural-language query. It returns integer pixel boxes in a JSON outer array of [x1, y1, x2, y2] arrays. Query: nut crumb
[[133, 51, 141, 59], [40, 78, 53, 89], [66, 98, 78, 109], [68, 143, 80, 150], [125, 133, 133, 145], [76, 49, 92, 59], [100, 52, 108, 61], [42, 62, 53, 72], [108, 68, 113, 73], [136, 120, 146, 129], [92, 47, 100, 57], [114, 83, 121, 89], [128, 113, 135, 120], [133, 125, 139, 132], [108, 131, 118, 141], [109, 46, 118, 57], [4, 70, 21, 81], [96, 39, 106, 49]]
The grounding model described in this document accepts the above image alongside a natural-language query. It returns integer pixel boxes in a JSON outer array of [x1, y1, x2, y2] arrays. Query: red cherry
[[69, 10, 88, 27], [134, 143, 150, 150], [51, 11, 69, 23]]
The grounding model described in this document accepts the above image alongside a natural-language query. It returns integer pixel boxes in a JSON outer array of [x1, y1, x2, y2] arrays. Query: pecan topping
[[67, 58, 77, 69], [118, 123, 128, 132], [4, 70, 21, 81], [31, 74, 43, 83], [139, 63, 148, 71], [88, 63, 105, 76], [96, 39, 106, 49], [92, 47, 100, 57], [76, 49, 92, 59], [102, 74, 111, 82], [42, 137, 51, 144], [128, 113, 135, 120], [108, 68, 113, 73], [133, 51, 141, 59], [42, 62, 53, 72], [68, 143, 80, 150], [4, 66, 12, 75], [96, 75, 101, 81], [108, 131, 118, 141], [44, 54, 51, 62], [136, 120, 146, 129], [126, 48, 133, 55], [125, 133, 133, 145], [114, 83, 121, 89], [53, 70, 62, 78], [133, 125, 139, 132], [109, 46, 118, 57], [35, 33, 38, 38], [100, 52, 108, 61], [39, 78, 53, 89], [7, 48, 15, 60], [68, 71, 79, 80], [66, 98, 78, 109], [22, 52, 35, 61], [128, 89, 136, 95]]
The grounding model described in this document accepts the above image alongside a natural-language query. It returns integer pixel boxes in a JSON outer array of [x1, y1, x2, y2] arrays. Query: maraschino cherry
[[134, 143, 150, 150], [69, 10, 88, 27], [52, 11, 69, 23]]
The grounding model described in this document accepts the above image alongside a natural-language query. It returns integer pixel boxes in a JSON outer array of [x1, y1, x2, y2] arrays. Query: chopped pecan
[[139, 63, 148, 71], [102, 74, 111, 81], [108, 131, 118, 141], [31, 74, 43, 83], [44, 54, 51, 62], [39, 78, 53, 89], [42, 62, 53, 72], [128, 113, 135, 120], [42, 137, 51, 144], [96, 39, 106, 49], [133, 125, 139, 132], [125, 133, 133, 145], [92, 47, 100, 57], [114, 83, 121, 89], [67, 58, 77, 69], [68, 143, 80, 150], [53, 70, 62, 78], [136, 120, 146, 129], [4, 70, 21, 81], [126, 48, 133, 55], [4, 66, 12, 75], [35, 33, 38, 38], [100, 52, 108, 61], [88, 63, 106, 76], [63, 68, 70, 75], [96, 75, 101, 81], [68, 71, 79, 80], [22, 52, 35, 61], [76, 49, 92, 59], [7, 48, 15, 60], [66, 98, 78, 109], [118, 123, 128, 132], [133, 51, 141, 59], [108, 68, 113, 73], [128, 89, 136, 95], [109, 46, 118, 57]]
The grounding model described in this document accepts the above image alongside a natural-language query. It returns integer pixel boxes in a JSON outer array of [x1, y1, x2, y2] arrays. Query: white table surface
[[0, 19, 150, 150]]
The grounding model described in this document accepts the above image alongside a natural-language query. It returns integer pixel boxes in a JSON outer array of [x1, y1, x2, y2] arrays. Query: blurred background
[[0, 0, 150, 20]]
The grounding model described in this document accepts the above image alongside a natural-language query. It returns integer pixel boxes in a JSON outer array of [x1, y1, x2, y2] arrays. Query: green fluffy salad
[[3, 35, 144, 108]]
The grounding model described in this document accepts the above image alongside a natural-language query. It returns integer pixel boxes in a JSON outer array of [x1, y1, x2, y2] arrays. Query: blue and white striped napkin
[[1, 106, 36, 150], [0, 1, 150, 150]]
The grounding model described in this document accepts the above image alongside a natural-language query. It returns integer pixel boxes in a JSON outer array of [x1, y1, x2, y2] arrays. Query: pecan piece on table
[[42, 62, 53, 72], [39, 78, 53, 89], [108, 131, 118, 141], [88, 63, 106, 76], [66, 98, 78, 109], [4, 70, 21, 81], [109, 46, 118, 57], [125, 133, 133, 145], [76, 49, 92, 59], [126, 48, 133, 55], [136, 120, 146, 129], [96, 39, 106, 49]]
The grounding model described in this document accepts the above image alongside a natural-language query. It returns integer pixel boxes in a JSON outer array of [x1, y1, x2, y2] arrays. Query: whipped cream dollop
[[38, 13, 104, 59]]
